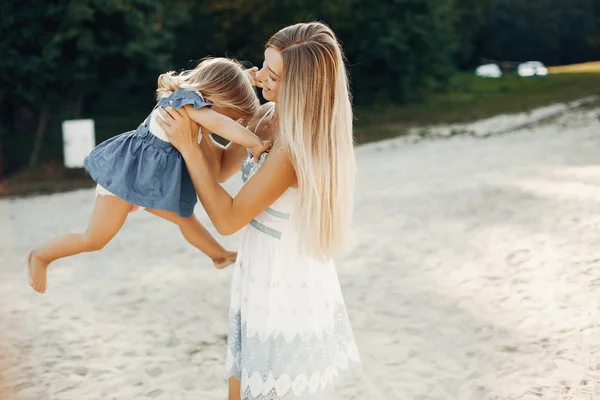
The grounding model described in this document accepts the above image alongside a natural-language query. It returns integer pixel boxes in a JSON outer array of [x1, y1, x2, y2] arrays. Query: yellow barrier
[[548, 61, 600, 74]]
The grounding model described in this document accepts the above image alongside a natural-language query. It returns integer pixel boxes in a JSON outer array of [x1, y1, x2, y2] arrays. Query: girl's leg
[[146, 208, 236, 269], [228, 377, 242, 400], [28, 195, 131, 293]]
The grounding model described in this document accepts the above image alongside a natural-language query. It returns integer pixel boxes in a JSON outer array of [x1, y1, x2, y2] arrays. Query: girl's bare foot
[[213, 251, 237, 269], [27, 250, 48, 293]]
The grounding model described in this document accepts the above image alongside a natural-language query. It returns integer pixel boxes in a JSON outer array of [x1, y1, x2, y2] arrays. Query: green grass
[[354, 73, 600, 144]]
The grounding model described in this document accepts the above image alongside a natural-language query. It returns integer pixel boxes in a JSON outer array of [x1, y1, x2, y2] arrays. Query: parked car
[[475, 63, 502, 78], [517, 61, 548, 77]]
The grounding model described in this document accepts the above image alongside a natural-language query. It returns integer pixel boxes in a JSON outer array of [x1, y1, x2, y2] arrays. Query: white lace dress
[[225, 150, 362, 400]]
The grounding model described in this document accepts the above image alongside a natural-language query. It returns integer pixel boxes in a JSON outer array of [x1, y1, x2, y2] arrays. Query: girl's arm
[[183, 105, 267, 161], [191, 103, 276, 182], [202, 104, 277, 182], [158, 106, 296, 235]]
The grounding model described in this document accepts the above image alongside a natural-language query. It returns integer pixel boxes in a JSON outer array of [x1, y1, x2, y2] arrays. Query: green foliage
[[1, 0, 175, 108], [473, 0, 600, 66], [329, 0, 459, 103], [1, 0, 600, 177], [1, 0, 179, 174]]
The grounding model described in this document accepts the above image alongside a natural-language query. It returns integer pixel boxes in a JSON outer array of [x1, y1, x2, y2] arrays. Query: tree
[[326, 0, 460, 103], [0, 0, 176, 170], [471, 0, 600, 66]]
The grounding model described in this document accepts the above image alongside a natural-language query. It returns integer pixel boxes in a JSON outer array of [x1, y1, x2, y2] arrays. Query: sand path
[[1, 106, 600, 400]]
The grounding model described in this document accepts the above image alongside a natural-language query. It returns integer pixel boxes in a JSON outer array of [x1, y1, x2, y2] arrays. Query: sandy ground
[[1, 104, 600, 400]]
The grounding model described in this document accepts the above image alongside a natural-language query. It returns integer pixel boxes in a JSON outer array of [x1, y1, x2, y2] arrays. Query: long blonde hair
[[156, 57, 259, 120], [268, 22, 355, 261]]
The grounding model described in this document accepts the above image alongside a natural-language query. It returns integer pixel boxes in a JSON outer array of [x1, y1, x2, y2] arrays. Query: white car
[[475, 63, 502, 78], [518, 61, 548, 77]]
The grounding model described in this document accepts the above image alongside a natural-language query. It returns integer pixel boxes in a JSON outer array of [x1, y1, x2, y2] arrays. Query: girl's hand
[[245, 67, 261, 87], [249, 140, 273, 162], [157, 106, 199, 154]]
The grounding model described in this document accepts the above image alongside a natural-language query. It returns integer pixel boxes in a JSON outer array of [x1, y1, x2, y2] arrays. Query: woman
[[158, 21, 361, 400]]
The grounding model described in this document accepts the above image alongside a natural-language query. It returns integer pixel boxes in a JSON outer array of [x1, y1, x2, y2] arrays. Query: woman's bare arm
[[199, 133, 247, 183], [158, 106, 296, 235]]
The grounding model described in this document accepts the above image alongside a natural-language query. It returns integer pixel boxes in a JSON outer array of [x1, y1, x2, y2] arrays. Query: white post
[[62, 119, 96, 168]]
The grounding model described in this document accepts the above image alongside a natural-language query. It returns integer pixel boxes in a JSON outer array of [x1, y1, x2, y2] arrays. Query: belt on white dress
[[248, 207, 290, 239]]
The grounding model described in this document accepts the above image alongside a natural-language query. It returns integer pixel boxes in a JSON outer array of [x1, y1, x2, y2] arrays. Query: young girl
[[27, 57, 268, 293]]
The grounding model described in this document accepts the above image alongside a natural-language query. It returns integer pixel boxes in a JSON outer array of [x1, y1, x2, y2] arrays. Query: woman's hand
[[157, 106, 199, 155], [245, 67, 262, 88]]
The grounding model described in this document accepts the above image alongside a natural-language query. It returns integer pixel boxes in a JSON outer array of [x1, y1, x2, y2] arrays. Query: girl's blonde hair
[[268, 22, 355, 261], [156, 57, 259, 120]]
